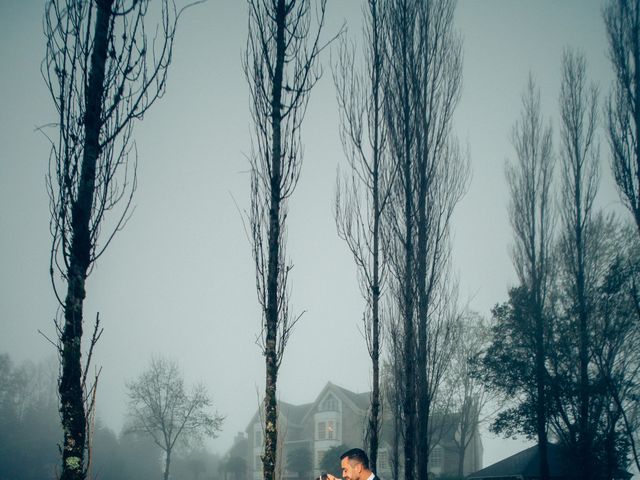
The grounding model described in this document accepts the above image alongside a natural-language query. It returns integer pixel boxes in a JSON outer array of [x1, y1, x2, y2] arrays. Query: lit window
[[318, 421, 326, 440], [317, 420, 340, 440], [327, 421, 336, 439]]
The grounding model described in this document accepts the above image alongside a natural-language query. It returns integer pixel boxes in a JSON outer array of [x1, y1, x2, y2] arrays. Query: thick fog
[[0, 0, 621, 472]]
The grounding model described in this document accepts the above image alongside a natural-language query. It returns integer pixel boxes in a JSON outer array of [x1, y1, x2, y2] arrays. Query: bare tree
[[383, 1, 467, 478], [412, 3, 467, 479], [505, 74, 555, 480], [557, 48, 600, 480], [333, 0, 391, 471], [383, 1, 419, 476], [448, 312, 497, 477], [604, 0, 640, 235], [243, 2, 331, 479], [42, 1, 186, 478], [126, 357, 224, 480]]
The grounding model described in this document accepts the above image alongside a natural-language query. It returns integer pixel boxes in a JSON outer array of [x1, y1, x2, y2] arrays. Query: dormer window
[[320, 393, 339, 412]]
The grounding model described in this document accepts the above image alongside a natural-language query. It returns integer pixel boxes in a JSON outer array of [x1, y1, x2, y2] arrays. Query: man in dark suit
[[326, 447, 381, 480]]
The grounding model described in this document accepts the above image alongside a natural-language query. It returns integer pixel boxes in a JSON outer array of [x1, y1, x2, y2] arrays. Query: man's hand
[[325, 474, 340, 480]]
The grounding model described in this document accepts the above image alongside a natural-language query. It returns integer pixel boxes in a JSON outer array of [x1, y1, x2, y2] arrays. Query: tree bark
[[534, 301, 550, 480], [368, 1, 383, 471], [59, 1, 113, 478], [164, 448, 172, 480], [262, 2, 286, 479]]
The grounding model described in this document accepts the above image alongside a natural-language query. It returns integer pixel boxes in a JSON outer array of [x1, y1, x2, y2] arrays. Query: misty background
[[0, 0, 623, 470]]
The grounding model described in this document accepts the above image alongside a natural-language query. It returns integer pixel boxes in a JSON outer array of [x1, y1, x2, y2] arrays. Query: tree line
[[0, 353, 228, 480]]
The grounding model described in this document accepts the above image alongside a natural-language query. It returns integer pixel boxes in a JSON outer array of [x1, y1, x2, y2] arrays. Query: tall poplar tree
[[43, 1, 183, 477], [244, 2, 328, 479]]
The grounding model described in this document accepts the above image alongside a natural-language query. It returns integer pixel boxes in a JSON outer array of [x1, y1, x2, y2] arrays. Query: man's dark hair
[[340, 448, 369, 469]]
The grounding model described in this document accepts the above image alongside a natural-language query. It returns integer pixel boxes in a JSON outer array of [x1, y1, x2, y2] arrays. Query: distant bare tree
[[505, 74, 555, 480], [333, 0, 391, 470], [604, 0, 640, 235], [243, 1, 331, 479], [126, 357, 224, 480], [557, 48, 600, 480], [448, 312, 496, 477], [592, 223, 640, 473], [42, 1, 187, 478]]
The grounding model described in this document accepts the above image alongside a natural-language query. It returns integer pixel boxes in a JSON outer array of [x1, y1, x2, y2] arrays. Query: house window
[[318, 421, 326, 440], [320, 394, 339, 412], [326, 420, 336, 440], [378, 450, 389, 471], [254, 429, 262, 447], [255, 455, 262, 470], [317, 450, 326, 469], [429, 446, 443, 469], [317, 420, 339, 440]]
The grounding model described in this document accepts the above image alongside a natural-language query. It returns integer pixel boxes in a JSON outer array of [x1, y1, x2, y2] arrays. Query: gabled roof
[[300, 381, 369, 425], [332, 383, 370, 411], [279, 400, 314, 427], [244, 381, 368, 433], [244, 400, 314, 433]]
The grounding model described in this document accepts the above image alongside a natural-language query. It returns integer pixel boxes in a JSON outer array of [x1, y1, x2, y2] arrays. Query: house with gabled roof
[[245, 381, 482, 480]]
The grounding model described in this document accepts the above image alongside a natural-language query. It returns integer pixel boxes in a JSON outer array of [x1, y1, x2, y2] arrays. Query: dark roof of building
[[467, 443, 632, 480], [468, 443, 566, 479], [279, 400, 313, 426], [331, 383, 370, 411]]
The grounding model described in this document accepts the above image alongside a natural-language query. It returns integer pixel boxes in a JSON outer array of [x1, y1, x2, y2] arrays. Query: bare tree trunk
[[245, 2, 328, 479], [534, 306, 550, 480], [261, 4, 287, 479], [58, 2, 112, 478], [384, 310, 404, 480], [164, 448, 172, 480], [333, 0, 389, 471], [415, 123, 429, 480], [43, 0, 182, 476]]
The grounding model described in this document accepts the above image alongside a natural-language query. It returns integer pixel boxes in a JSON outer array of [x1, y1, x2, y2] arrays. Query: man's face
[[341, 457, 362, 480]]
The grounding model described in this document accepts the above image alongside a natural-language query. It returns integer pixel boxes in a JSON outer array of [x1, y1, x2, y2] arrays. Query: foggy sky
[[0, 0, 622, 468]]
